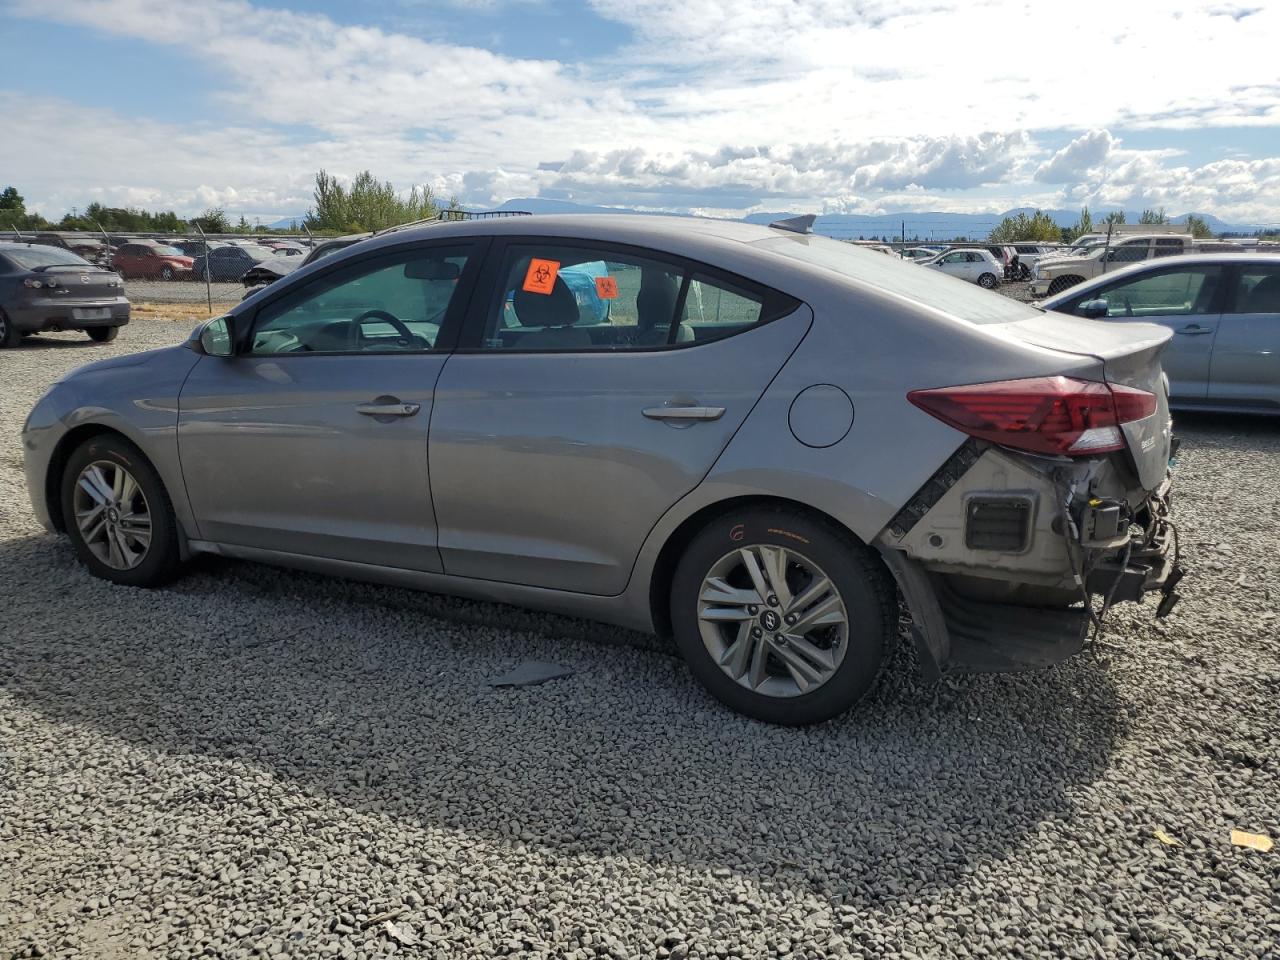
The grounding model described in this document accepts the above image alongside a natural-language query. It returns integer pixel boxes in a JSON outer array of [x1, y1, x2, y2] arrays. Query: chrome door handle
[[642, 405, 725, 421], [356, 401, 420, 417], [1176, 325, 1213, 336]]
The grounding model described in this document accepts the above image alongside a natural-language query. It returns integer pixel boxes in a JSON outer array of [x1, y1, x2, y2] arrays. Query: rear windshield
[[754, 233, 1040, 325], [4, 246, 91, 269]]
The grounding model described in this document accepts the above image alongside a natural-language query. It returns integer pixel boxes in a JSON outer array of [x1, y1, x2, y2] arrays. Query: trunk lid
[[1001, 311, 1173, 489], [36, 264, 123, 300]]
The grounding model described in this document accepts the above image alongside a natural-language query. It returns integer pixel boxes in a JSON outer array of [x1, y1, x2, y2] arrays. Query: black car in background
[[0, 242, 129, 347], [191, 243, 274, 281]]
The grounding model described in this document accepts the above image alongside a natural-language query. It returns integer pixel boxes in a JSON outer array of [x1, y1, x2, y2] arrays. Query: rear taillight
[[907, 376, 1156, 456]]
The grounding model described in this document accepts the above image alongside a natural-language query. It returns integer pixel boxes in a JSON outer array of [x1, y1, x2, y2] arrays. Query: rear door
[[1053, 262, 1225, 400], [1208, 262, 1280, 409], [429, 237, 810, 595]]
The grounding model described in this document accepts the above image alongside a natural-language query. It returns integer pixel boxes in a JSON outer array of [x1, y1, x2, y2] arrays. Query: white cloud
[[2, 0, 1279, 222]]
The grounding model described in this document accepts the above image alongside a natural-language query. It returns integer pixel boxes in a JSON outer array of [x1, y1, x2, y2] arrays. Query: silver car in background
[[1040, 253, 1280, 414], [22, 215, 1183, 724]]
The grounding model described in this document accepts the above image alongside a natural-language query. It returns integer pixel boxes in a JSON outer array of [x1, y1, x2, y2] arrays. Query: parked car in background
[[112, 241, 194, 280], [192, 243, 274, 282], [240, 234, 371, 299], [22, 214, 1182, 725], [1010, 244, 1058, 280], [1030, 234, 1197, 296], [899, 247, 938, 261], [0, 242, 129, 346], [1040, 253, 1280, 413], [31, 232, 111, 266], [921, 248, 1004, 288]]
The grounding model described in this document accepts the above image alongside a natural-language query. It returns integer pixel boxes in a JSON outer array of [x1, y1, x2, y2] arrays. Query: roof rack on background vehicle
[[435, 209, 532, 221]]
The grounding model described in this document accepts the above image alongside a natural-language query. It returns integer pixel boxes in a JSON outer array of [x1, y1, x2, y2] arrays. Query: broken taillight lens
[[907, 376, 1157, 456]]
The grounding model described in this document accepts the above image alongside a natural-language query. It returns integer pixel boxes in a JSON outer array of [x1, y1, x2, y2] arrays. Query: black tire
[[60, 434, 184, 588], [670, 506, 896, 725], [160, 265, 174, 281], [0, 309, 21, 348], [87, 326, 119, 343], [1047, 275, 1083, 296], [977, 272, 998, 289]]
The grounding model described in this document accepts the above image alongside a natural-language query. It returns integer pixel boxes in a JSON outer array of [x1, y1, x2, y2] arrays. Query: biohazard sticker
[[595, 276, 619, 299], [522, 258, 560, 295]]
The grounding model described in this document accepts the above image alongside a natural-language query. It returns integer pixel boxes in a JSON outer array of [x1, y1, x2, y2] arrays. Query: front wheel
[[87, 326, 119, 343], [160, 265, 174, 281], [61, 434, 184, 587], [670, 507, 895, 725], [977, 272, 998, 289]]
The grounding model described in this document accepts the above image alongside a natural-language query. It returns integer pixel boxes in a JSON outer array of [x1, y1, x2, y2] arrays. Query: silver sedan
[[23, 214, 1184, 724], [1039, 253, 1280, 414]]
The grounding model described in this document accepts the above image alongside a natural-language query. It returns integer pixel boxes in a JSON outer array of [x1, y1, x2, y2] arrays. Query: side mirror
[[1080, 299, 1109, 319], [199, 315, 235, 357]]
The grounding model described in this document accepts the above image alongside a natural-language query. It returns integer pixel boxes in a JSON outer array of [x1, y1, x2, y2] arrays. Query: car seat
[[635, 268, 694, 346], [513, 276, 593, 349]]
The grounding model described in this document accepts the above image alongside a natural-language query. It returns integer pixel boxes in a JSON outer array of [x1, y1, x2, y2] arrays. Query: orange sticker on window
[[522, 258, 560, 295], [595, 276, 619, 299]]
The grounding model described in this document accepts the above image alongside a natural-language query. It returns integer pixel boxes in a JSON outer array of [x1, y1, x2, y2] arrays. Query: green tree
[[190, 207, 231, 233], [306, 169, 438, 233], [1183, 214, 1214, 239], [1062, 206, 1093, 242], [1139, 207, 1168, 224], [988, 209, 1061, 243], [0, 186, 23, 214], [1102, 211, 1126, 226]]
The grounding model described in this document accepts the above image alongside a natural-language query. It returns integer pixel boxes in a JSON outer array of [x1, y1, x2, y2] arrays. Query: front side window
[[1070, 266, 1221, 318], [1230, 265, 1280, 315], [1108, 241, 1150, 263], [477, 242, 780, 351], [250, 245, 471, 355]]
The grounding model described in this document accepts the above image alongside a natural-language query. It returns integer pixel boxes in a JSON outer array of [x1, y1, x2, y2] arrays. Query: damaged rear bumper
[[877, 443, 1184, 679]]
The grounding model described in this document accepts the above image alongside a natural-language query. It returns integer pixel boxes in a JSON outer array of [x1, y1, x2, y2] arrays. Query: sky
[[1, 0, 1279, 226]]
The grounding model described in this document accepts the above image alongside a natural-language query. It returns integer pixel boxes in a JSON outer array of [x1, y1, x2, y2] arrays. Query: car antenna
[[769, 214, 816, 234]]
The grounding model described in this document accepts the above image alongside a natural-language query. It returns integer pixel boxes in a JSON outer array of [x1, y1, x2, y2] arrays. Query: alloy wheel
[[72, 460, 152, 570], [696, 545, 849, 698]]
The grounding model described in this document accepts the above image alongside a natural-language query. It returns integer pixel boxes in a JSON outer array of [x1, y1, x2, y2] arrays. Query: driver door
[[177, 240, 483, 571]]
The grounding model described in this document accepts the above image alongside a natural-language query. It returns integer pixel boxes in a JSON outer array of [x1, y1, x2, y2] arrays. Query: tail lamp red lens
[[907, 376, 1157, 456]]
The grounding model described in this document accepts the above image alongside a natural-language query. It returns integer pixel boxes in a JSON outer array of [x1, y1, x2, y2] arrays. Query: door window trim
[[232, 237, 488, 357], [455, 235, 802, 354]]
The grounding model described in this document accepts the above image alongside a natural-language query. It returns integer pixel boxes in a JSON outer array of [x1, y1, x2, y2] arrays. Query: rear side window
[[1229, 265, 1280, 314], [476, 241, 794, 351], [1154, 238, 1185, 258]]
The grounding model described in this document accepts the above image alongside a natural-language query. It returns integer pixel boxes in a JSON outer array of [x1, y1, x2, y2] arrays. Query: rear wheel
[[60, 434, 184, 587], [87, 326, 119, 343], [1047, 275, 1083, 296], [0, 310, 21, 348], [978, 272, 998, 289], [670, 507, 895, 725]]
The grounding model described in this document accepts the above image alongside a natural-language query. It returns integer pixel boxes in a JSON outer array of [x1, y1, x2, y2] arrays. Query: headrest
[[513, 275, 579, 327], [636, 269, 679, 331]]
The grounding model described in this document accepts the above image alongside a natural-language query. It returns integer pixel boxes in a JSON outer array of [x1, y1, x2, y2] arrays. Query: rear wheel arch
[[647, 495, 894, 638]]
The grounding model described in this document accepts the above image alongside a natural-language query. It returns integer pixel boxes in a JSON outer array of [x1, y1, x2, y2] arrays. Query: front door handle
[[642, 405, 725, 421], [1176, 324, 1213, 336], [356, 401, 420, 417]]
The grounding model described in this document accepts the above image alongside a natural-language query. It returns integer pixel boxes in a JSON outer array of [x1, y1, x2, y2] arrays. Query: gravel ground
[[125, 279, 244, 304], [2, 322, 1278, 960]]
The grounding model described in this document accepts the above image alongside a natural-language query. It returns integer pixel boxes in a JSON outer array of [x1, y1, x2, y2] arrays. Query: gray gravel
[[2, 322, 1278, 960], [125, 279, 244, 304]]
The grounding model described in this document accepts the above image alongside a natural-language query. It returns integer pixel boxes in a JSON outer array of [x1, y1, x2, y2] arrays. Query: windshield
[[5, 246, 92, 269], [756, 233, 1040, 325], [242, 246, 272, 261], [153, 244, 183, 256]]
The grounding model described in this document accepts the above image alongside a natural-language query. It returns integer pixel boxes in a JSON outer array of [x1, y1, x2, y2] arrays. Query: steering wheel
[[350, 309, 415, 349]]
